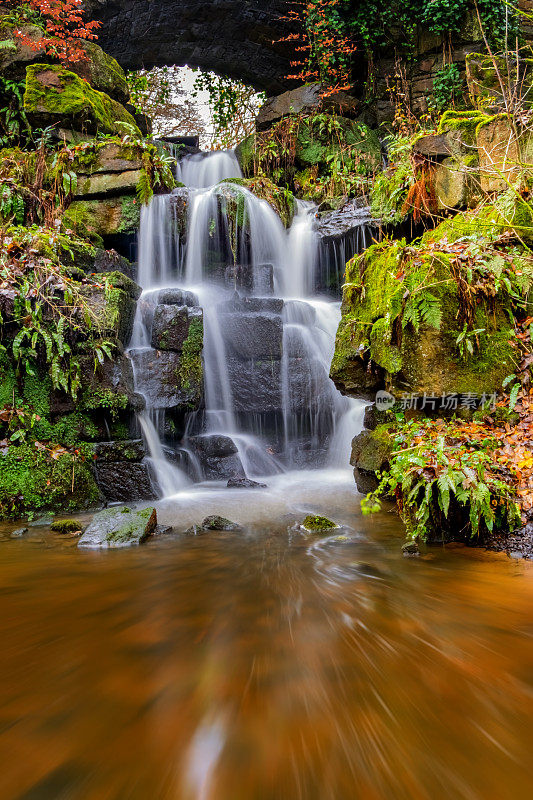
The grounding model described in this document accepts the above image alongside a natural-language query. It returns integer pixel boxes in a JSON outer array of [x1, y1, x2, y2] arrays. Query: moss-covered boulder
[[72, 40, 130, 104], [350, 427, 393, 494], [75, 169, 142, 198], [465, 53, 533, 111], [299, 515, 340, 533], [24, 64, 140, 136], [331, 207, 525, 400], [83, 270, 141, 346], [78, 506, 157, 549], [63, 196, 141, 243], [0, 24, 129, 103]]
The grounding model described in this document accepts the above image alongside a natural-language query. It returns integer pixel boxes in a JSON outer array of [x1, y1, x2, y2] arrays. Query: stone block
[[75, 170, 142, 198], [220, 312, 283, 360], [476, 116, 520, 193], [129, 348, 202, 410], [151, 304, 191, 351]]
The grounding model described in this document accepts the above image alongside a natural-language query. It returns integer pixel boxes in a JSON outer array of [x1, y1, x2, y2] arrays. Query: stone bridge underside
[[88, 0, 294, 94]]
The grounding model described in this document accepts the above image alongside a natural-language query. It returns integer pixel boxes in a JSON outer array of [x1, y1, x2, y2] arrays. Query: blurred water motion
[[0, 480, 532, 799]]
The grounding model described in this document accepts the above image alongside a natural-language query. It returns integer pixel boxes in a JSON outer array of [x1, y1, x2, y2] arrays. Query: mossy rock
[[78, 506, 157, 549], [300, 515, 340, 533], [51, 519, 81, 534], [24, 64, 140, 136], [350, 427, 392, 473], [74, 40, 130, 104], [331, 207, 522, 399], [63, 196, 141, 242], [82, 272, 140, 345]]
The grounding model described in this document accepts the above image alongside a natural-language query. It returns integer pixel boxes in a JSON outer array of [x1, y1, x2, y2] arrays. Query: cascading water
[[127, 150, 369, 497]]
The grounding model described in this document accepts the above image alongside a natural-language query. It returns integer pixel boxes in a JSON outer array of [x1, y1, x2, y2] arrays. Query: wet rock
[[28, 516, 54, 527], [350, 429, 393, 493], [256, 83, 358, 130], [188, 435, 245, 481], [184, 524, 206, 536], [0, 288, 16, 320], [225, 357, 282, 413], [79, 506, 157, 549], [10, 527, 28, 538], [402, 541, 420, 557], [158, 288, 198, 307], [315, 200, 374, 242], [151, 305, 202, 352], [227, 477, 267, 489], [94, 462, 156, 502], [51, 520, 81, 534], [220, 294, 284, 314], [221, 312, 283, 360], [225, 263, 274, 294], [299, 515, 340, 533], [129, 348, 202, 410], [201, 515, 243, 531], [93, 440, 145, 463], [154, 524, 173, 535]]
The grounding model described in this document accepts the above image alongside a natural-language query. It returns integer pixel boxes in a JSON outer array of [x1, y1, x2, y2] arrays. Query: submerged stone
[[201, 516, 243, 531], [402, 541, 420, 557], [78, 506, 157, 549], [227, 477, 267, 489], [10, 527, 28, 538], [51, 520, 81, 534]]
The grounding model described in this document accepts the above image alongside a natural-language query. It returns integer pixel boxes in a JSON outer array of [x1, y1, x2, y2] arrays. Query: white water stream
[[127, 150, 367, 497]]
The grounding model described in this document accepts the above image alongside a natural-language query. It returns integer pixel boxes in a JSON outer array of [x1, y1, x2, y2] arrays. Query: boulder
[[350, 428, 393, 494], [24, 64, 140, 136], [226, 357, 282, 413], [151, 305, 202, 352], [434, 158, 472, 210], [299, 515, 340, 533], [93, 249, 135, 280], [256, 83, 359, 130], [476, 115, 520, 193], [220, 295, 284, 314], [188, 435, 245, 481], [75, 169, 142, 198], [63, 196, 141, 242], [72, 40, 130, 104], [220, 312, 283, 360], [331, 223, 517, 400], [201, 515, 243, 531], [158, 288, 199, 306], [93, 440, 145, 462], [129, 348, 203, 410], [78, 506, 157, 549], [94, 462, 155, 502]]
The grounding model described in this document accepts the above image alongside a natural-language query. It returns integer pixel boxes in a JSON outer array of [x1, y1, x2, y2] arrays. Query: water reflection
[[0, 477, 532, 799]]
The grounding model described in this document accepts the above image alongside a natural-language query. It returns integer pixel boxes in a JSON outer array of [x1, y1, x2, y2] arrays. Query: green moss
[[24, 64, 140, 136], [351, 426, 393, 473], [51, 519, 80, 533], [235, 133, 256, 177], [178, 317, 204, 392], [301, 515, 339, 532], [222, 177, 296, 228], [332, 204, 524, 398], [438, 110, 490, 143], [104, 506, 155, 544], [0, 440, 99, 519], [118, 195, 141, 233]]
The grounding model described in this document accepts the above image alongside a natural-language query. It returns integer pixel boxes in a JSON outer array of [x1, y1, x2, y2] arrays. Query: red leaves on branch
[[7, 0, 101, 65], [276, 1, 356, 97]]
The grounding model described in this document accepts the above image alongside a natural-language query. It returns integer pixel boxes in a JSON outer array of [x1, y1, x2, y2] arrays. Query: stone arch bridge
[[87, 0, 294, 94]]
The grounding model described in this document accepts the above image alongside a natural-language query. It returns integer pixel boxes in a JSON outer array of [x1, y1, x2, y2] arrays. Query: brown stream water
[[0, 471, 532, 800]]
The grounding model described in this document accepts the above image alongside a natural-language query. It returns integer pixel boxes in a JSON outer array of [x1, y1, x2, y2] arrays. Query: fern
[[136, 168, 153, 205]]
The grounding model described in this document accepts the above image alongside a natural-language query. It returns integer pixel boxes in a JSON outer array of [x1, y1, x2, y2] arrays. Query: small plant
[[456, 324, 486, 360], [430, 63, 463, 112]]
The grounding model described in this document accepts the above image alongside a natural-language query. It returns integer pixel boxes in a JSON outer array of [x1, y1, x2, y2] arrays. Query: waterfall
[[127, 150, 370, 498]]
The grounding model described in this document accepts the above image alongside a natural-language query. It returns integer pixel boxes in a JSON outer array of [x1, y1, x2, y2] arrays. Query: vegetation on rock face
[[238, 112, 381, 203]]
